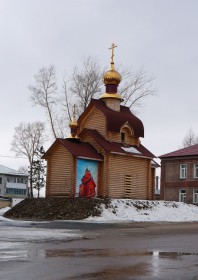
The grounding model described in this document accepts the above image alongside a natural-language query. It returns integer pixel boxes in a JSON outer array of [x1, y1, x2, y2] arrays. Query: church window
[[121, 132, 125, 143], [124, 174, 132, 198]]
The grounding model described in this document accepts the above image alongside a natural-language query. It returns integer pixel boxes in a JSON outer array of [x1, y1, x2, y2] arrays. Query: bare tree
[[11, 122, 46, 197], [69, 56, 103, 115], [182, 128, 198, 147], [29, 65, 58, 138], [18, 166, 28, 174], [29, 57, 156, 139], [120, 67, 156, 109]]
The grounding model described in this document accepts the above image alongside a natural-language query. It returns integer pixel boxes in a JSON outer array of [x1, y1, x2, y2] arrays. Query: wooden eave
[[80, 129, 155, 159], [42, 138, 103, 161]]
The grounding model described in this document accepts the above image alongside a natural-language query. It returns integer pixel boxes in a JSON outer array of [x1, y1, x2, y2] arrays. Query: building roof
[[78, 99, 144, 137], [159, 144, 198, 158], [81, 129, 155, 159], [43, 138, 103, 161], [151, 160, 160, 168], [0, 164, 28, 176]]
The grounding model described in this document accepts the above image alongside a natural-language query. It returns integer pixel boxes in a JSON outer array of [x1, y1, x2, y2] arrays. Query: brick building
[[160, 144, 198, 204]]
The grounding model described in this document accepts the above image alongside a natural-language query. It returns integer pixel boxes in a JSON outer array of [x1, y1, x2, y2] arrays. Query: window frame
[[179, 189, 186, 203], [194, 163, 198, 178], [180, 164, 187, 179], [193, 189, 198, 204]]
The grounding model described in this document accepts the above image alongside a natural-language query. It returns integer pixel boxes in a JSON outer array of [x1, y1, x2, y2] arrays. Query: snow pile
[[87, 199, 198, 222], [0, 207, 10, 218], [1, 199, 198, 223]]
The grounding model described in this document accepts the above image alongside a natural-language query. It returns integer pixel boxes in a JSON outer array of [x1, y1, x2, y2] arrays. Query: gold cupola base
[[99, 92, 123, 101]]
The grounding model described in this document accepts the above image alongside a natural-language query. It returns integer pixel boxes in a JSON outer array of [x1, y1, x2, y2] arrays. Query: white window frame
[[179, 189, 186, 203], [193, 189, 198, 204], [180, 164, 187, 179], [194, 164, 198, 178]]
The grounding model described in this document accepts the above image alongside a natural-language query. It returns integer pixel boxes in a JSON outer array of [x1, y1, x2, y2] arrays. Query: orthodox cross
[[109, 43, 117, 64]]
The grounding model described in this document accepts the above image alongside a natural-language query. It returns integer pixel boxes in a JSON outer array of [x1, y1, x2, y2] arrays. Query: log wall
[[45, 144, 75, 197], [79, 107, 106, 138], [108, 154, 152, 199]]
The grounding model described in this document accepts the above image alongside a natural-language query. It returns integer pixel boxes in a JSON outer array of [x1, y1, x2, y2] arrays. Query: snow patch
[[121, 147, 142, 154], [86, 199, 198, 222]]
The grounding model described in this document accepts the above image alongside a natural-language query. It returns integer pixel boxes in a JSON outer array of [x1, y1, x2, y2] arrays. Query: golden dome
[[66, 104, 80, 140], [103, 63, 122, 85], [69, 117, 78, 128]]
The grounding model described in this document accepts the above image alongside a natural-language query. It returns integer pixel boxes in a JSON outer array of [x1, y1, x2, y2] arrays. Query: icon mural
[[76, 158, 98, 197]]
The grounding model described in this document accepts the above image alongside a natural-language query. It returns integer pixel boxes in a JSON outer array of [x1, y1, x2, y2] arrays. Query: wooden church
[[43, 45, 157, 199]]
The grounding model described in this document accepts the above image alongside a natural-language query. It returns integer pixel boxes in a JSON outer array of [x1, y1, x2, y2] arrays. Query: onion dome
[[100, 43, 123, 102], [103, 62, 122, 85], [66, 105, 80, 140]]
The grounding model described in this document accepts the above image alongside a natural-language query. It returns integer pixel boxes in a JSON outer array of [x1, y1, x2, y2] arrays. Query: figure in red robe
[[79, 168, 96, 198]]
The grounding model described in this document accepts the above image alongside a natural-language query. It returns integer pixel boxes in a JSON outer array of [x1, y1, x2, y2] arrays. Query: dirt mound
[[3, 197, 110, 221]]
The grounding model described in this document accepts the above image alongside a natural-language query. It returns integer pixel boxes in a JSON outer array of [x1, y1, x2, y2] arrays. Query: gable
[[120, 122, 134, 136], [43, 138, 103, 161], [78, 99, 144, 138], [78, 106, 106, 138]]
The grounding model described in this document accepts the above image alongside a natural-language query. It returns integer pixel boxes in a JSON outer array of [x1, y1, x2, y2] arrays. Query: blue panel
[[76, 159, 98, 198]]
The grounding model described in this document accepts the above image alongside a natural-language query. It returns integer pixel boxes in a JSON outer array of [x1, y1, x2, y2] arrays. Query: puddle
[[45, 248, 198, 258], [69, 263, 150, 279], [0, 250, 29, 261]]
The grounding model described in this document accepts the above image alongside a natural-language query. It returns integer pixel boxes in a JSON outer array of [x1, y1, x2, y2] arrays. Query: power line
[[0, 155, 27, 159]]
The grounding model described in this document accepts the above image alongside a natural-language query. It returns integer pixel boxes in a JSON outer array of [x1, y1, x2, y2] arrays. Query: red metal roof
[[78, 99, 144, 137], [159, 144, 198, 158], [43, 138, 103, 161], [81, 129, 155, 159]]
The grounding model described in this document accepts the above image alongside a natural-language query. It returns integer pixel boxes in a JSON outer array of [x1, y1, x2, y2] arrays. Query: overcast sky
[[1, 0, 198, 170]]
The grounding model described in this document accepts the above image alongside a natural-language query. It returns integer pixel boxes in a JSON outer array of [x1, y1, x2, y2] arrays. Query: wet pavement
[[0, 220, 198, 279]]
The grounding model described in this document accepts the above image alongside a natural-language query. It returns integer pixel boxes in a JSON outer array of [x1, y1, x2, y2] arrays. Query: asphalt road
[[1, 221, 198, 280]]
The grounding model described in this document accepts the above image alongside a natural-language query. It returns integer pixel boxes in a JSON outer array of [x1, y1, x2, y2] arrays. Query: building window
[[193, 190, 198, 204], [17, 177, 25, 184], [0, 177, 2, 184], [180, 164, 187, 179], [179, 190, 186, 203], [7, 176, 17, 183], [6, 188, 26, 196], [194, 164, 198, 178], [121, 132, 125, 143]]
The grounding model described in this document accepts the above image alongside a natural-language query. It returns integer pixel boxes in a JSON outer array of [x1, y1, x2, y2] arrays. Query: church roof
[[81, 129, 155, 158], [78, 99, 144, 137], [43, 138, 103, 161], [159, 144, 198, 158]]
